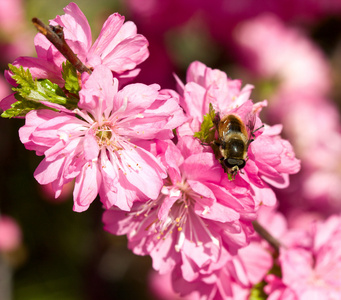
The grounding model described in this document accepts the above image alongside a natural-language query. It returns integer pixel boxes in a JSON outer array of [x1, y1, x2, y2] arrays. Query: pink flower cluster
[[104, 61, 299, 296], [0, 2, 306, 299], [262, 212, 341, 299]]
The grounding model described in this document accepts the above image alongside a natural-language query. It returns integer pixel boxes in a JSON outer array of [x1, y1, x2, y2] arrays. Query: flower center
[[94, 123, 126, 152], [129, 176, 219, 252], [96, 125, 113, 146]]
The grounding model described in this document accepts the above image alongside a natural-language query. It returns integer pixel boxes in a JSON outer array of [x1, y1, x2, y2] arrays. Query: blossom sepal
[[62, 60, 80, 94], [193, 103, 217, 144]]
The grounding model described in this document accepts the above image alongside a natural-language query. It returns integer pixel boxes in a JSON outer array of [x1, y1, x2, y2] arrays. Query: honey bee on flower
[[176, 61, 300, 205], [213, 110, 264, 178]]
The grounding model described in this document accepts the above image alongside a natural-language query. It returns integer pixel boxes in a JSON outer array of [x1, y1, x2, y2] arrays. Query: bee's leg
[[247, 125, 265, 149], [246, 139, 254, 149], [213, 140, 221, 147]]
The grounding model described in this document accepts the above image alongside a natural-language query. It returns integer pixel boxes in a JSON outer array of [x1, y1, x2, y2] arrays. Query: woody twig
[[32, 17, 92, 75]]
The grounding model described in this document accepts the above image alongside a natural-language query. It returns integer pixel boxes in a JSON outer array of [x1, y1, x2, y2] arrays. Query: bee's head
[[223, 158, 246, 170]]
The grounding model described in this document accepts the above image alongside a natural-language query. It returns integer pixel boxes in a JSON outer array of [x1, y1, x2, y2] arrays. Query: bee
[[214, 113, 262, 177]]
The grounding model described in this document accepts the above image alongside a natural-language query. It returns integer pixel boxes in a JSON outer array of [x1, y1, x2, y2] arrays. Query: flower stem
[[252, 220, 282, 253], [32, 18, 92, 75]]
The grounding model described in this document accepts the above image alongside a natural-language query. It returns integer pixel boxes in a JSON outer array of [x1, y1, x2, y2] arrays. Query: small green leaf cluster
[[194, 104, 232, 178], [1, 61, 80, 118], [194, 103, 223, 168], [194, 103, 217, 144]]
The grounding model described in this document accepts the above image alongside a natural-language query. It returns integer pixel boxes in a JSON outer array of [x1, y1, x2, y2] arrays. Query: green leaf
[[1, 94, 49, 118], [10, 66, 67, 105], [194, 103, 217, 143], [2, 64, 79, 118], [62, 61, 80, 94]]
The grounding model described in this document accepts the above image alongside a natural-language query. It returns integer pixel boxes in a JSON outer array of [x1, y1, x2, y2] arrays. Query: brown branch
[[32, 17, 92, 75], [252, 220, 282, 254]]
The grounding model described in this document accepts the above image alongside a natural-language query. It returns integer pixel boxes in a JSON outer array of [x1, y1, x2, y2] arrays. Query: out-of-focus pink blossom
[[0, 0, 24, 32], [104, 135, 258, 283], [126, 0, 195, 35], [6, 2, 149, 88], [0, 216, 22, 252], [276, 95, 341, 213], [265, 214, 341, 299], [0, 0, 34, 63], [233, 14, 331, 97], [19, 65, 185, 212]]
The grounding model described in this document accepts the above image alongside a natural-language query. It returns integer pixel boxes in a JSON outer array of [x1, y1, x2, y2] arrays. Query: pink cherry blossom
[[177, 61, 300, 207], [265, 214, 341, 299], [19, 65, 185, 212], [172, 241, 273, 300], [103, 135, 258, 282], [171, 206, 284, 299], [5, 2, 149, 88]]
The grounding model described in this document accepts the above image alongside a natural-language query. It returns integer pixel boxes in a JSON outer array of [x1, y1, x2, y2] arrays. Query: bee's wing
[[245, 111, 257, 139]]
